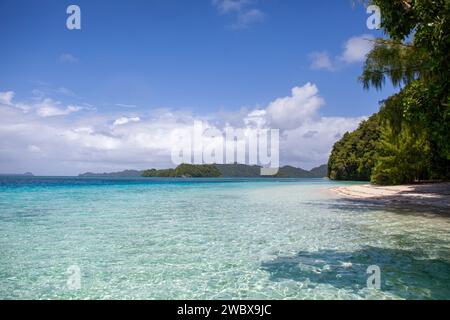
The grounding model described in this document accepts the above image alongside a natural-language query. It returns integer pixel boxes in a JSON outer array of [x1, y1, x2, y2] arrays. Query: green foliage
[[275, 166, 312, 178], [215, 164, 261, 177], [216, 163, 328, 178], [142, 163, 329, 178], [142, 164, 222, 178], [79, 170, 143, 177], [371, 123, 431, 185], [328, 115, 381, 181], [217, 163, 328, 178], [174, 164, 222, 178], [141, 168, 176, 177], [360, 40, 426, 90], [307, 164, 329, 178], [331, 0, 450, 184]]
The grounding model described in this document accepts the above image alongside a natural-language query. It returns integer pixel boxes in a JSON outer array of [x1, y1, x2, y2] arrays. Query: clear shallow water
[[0, 177, 449, 300]]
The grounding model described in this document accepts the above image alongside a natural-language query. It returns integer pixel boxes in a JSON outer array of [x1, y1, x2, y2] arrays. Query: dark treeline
[[142, 164, 221, 178], [142, 164, 328, 178], [80, 164, 328, 178]]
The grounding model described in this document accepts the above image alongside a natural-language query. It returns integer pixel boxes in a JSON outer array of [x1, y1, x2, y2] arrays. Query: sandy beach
[[331, 183, 450, 210]]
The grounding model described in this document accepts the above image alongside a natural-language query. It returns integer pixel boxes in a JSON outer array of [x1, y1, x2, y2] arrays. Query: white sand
[[331, 183, 450, 209]]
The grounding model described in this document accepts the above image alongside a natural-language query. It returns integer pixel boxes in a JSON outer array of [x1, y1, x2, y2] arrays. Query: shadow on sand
[[261, 246, 450, 299], [329, 200, 450, 216], [332, 183, 450, 215]]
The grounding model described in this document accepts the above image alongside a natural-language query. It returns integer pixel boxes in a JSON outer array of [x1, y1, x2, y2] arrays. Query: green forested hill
[[328, 115, 380, 181], [309, 164, 329, 178], [215, 164, 261, 177], [79, 170, 143, 177], [275, 166, 315, 178], [140, 168, 176, 177], [142, 164, 221, 178], [217, 164, 328, 178], [141, 163, 328, 178]]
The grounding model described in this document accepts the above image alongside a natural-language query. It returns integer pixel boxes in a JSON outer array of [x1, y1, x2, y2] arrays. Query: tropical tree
[[360, 0, 450, 183]]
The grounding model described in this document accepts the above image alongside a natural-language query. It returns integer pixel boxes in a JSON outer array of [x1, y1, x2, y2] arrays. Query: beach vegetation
[[329, 0, 450, 185]]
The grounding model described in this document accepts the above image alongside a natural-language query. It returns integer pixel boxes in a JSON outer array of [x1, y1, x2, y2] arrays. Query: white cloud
[[233, 9, 265, 29], [0, 91, 14, 105], [57, 87, 77, 97], [245, 84, 364, 168], [339, 34, 374, 64], [59, 53, 78, 63], [213, 0, 265, 28], [266, 83, 325, 130], [31, 89, 45, 99], [309, 52, 335, 71], [36, 99, 84, 117], [115, 103, 138, 109], [212, 0, 249, 14], [27, 145, 42, 153], [113, 117, 141, 126], [2, 91, 88, 117], [244, 109, 267, 128], [275, 116, 365, 170], [309, 34, 374, 71], [0, 84, 363, 175]]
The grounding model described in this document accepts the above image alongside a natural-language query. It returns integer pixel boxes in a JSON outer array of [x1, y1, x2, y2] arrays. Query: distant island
[[78, 170, 143, 178], [0, 172, 34, 177], [79, 164, 328, 178]]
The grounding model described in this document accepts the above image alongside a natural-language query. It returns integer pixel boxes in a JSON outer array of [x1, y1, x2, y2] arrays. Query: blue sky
[[0, 1, 397, 175]]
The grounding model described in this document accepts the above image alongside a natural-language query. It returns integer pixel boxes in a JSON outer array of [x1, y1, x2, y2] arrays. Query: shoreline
[[331, 183, 450, 211]]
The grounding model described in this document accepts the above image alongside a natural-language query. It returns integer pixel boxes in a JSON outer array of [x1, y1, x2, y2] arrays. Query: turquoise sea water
[[1, 177, 449, 300]]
